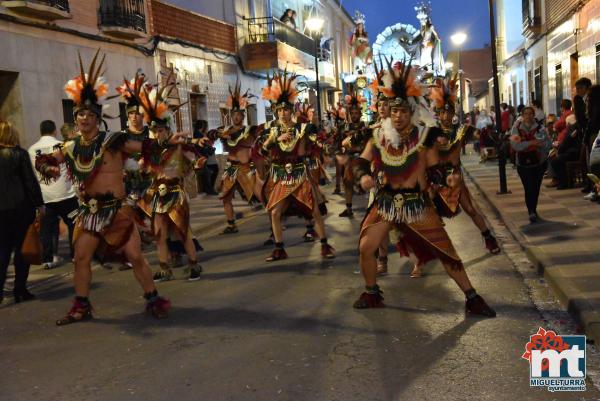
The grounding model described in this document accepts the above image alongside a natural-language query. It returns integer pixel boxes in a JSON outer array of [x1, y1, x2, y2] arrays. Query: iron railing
[[99, 0, 146, 33], [245, 16, 316, 57], [37, 0, 70, 12]]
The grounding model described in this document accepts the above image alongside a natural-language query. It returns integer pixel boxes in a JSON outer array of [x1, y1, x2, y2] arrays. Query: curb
[[463, 164, 600, 344]]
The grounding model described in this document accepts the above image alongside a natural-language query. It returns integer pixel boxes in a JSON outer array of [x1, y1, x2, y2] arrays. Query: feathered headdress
[[261, 67, 299, 109], [227, 79, 253, 112], [344, 84, 366, 111], [368, 58, 386, 113], [64, 49, 109, 117], [429, 75, 458, 112], [380, 58, 423, 109], [115, 70, 148, 113], [295, 102, 314, 123], [136, 71, 184, 128]]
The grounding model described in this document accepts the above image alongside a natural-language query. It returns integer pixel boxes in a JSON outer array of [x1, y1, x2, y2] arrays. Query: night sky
[[339, 0, 495, 53]]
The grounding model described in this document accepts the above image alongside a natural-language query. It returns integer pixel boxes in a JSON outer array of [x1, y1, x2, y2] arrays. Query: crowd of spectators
[[470, 77, 600, 223]]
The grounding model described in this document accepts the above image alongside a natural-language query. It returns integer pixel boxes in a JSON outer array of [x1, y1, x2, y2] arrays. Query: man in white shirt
[[28, 120, 79, 269]]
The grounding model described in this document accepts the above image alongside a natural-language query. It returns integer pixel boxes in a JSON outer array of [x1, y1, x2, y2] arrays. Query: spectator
[[60, 122, 78, 141], [510, 106, 552, 223], [193, 120, 219, 195], [574, 78, 594, 195], [500, 103, 511, 134], [584, 84, 600, 201], [476, 110, 494, 161], [0, 121, 44, 304], [516, 104, 525, 122], [280, 9, 296, 30], [545, 114, 557, 140], [531, 99, 546, 125], [547, 100, 578, 189], [193, 119, 208, 193], [28, 120, 78, 269]]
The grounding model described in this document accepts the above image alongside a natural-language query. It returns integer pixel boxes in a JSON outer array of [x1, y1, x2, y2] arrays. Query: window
[[519, 81, 524, 106], [62, 99, 74, 124], [534, 66, 543, 105], [219, 107, 231, 127], [119, 102, 127, 130], [207, 64, 213, 84], [265, 105, 274, 122], [527, 70, 534, 103], [555, 64, 562, 115], [512, 81, 517, 106], [246, 104, 258, 126]]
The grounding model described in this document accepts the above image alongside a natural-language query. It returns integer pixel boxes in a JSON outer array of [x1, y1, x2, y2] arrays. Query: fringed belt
[[77, 194, 123, 233], [223, 160, 255, 180], [151, 178, 183, 214], [374, 187, 427, 224], [270, 162, 306, 186]]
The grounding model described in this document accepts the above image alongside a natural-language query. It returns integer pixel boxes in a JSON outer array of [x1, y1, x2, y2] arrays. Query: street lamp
[[488, 0, 509, 194], [306, 16, 324, 124], [451, 32, 467, 123]]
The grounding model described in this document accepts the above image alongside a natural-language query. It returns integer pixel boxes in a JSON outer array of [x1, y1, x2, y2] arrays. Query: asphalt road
[[1, 185, 599, 401]]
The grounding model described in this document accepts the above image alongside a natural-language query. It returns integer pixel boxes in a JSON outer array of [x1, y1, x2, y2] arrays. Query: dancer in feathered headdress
[[260, 68, 335, 262], [425, 75, 501, 255], [137, 73, 180, 131], [206, 79, 262, 235], [429, 75, 458, 113], [135, 72, 204, 283], [35, 50, 172, 325], [337, 83, 370, 218], [368, 57, 390, 119], [349, 58, 497, 317], [116, 71, 154, 205]]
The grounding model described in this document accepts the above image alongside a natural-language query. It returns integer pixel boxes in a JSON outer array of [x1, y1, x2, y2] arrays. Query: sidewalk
[[462, 152, 600, 343], [4, 194, 262, 294]]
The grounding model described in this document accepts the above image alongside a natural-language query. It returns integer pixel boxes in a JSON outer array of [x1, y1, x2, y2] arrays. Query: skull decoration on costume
[[393, 194, 404, 209], [89, 199, 98, 214], [285, 163, 293, 174], [158, 183, 168, 197]]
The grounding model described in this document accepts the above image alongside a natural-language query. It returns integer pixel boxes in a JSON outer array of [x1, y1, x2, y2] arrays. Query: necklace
[[80, 132, 100, 146]]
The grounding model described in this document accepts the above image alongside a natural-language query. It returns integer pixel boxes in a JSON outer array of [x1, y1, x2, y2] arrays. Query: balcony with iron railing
[[1, 0, 70, 20], [240, 15, 339, 75], [99, 0, 146, 39], [245, 16, 317, 57]]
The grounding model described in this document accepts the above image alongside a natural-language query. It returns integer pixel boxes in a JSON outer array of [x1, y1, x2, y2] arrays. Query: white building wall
[[546, 16, 578, 115], [577, 0, 600, 83], [0, 22, 155, 148]]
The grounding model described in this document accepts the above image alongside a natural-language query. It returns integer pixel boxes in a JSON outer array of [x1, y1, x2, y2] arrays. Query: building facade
[[496, 0, 600, 117], [0, 0, 156, 147]]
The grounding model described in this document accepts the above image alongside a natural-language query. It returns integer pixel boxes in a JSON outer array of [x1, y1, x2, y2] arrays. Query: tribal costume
[[116, 72, 153, 201], [215, 126, 260, 202], [262, 121, 319, 219], [359, 123, 463, 270], [427, 76, 500, 254], [339, 89, 369, 217], [352, 59, 495, 317], [260, 68, 335, 261], [35, 49, 171, 324], [135, 73, 203, 282]]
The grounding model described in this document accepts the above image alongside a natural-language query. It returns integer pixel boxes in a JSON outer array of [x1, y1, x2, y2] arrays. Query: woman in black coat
[[0, 121, 44, 303]]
